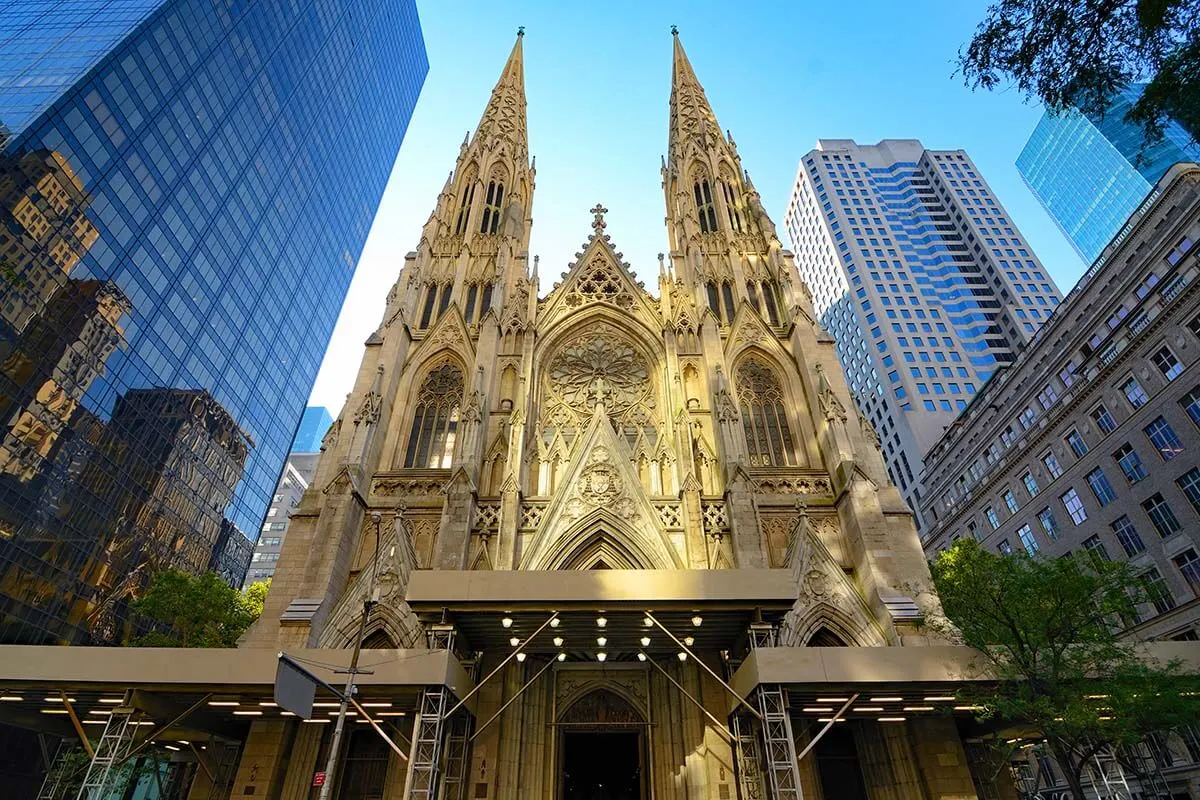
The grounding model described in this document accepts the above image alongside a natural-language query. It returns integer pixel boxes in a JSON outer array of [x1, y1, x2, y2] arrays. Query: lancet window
[[694, 180, 717, 233], [480, 180, 504, 234], [706, 280, 737, 325], [463, 282, 494, 324], [721, 181, 743, 233], [454, 182, 475, 235], [418, 283, 451, 328], [746, 280, 782, 325], [736, 358, 796, 467], [403, 362, 464, 468]]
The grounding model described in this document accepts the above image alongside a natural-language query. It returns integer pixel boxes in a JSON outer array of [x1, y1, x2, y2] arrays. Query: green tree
[[930, 539, 1199, 799], [958, 0, 1199, 152], [131, 569, 268, 648]]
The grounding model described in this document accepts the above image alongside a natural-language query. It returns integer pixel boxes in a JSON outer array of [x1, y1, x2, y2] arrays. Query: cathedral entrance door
[[561, 731, 641, 800]]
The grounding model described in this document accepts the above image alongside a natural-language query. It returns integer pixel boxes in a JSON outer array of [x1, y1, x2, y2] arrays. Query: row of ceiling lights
[[503, 612, 702, 663], [500, 614, 704, 629]]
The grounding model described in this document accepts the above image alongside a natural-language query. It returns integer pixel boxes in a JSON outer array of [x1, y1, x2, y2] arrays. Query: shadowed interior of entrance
[[562, 732, 641, 800]]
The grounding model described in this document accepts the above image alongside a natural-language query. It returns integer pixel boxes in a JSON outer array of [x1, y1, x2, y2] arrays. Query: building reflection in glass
[[0, 0, 426, 645]]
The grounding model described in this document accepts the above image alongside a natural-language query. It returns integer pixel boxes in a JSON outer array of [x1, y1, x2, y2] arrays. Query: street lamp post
[[317, 511, 382, 800]]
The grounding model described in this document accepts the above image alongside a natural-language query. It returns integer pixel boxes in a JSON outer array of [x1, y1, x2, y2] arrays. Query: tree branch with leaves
[[930, 540, 1199, 799], [131, 569, 269, 648], [958, 0, 1200, 152]]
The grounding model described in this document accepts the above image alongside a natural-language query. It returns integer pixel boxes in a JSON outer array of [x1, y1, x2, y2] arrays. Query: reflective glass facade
[[0, 0, 427, 644], [1018, 85, 1200, 264], [292, 405, 332, 453], [786, 139, 1062, 523], [0, 0, 162, 138]]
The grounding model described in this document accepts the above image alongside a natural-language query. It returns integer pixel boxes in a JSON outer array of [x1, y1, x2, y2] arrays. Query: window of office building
[[1016, 524, 1039, 556], [1090, 404, 1117, 434], [1022, 472, 1039, 497], [1113, 443, 1148, 483], [1177, 467, 1200, 513], [1122, 376, 1150, 408], [1037, 507, 1059, 539], [1086, 467, 1118, 506], [1144, 416, 1184, 460], [1061, 488, 1088, 525], [1174, 549, 1200, 596], [1065, 428, 1089, 458], [1143, 567, 1176, 615], [1152, 345, 1184, 381], [1111, 516, 1145, 556], [1143, 493, 1182, 537], [1043, 451, 1064, 478]]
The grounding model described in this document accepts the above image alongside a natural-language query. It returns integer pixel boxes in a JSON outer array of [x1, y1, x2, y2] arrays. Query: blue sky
[[308, 0, 1082, 413]]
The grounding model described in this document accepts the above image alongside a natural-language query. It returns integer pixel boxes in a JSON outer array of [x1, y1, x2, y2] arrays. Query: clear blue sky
[[308, 0, 1082, 413]]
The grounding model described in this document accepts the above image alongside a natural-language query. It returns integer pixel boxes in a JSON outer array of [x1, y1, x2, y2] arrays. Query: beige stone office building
[[921, 164, 1200, 789], [921, 163, 1200, 638], [16, 33, 1200, 800]]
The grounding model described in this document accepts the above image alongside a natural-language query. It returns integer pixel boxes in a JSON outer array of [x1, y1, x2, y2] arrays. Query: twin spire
[[465, 27, 725, 172]]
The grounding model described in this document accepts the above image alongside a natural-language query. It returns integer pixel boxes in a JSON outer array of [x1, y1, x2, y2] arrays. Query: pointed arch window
[[746, 281, 760, 312], [721, 181, 744, 233], [480, 282, 494, 316], [464, 284, 478, 322], [721, 281, 736, 324], [404, 362, 464, 468], [419, 283, 438, 328], [694, 181, 717, 233], [480, 180, 504, 234], [736, 358, 796, 467], [706, 282, 721, 320], [760, 280, 781, 325], [454, 182, 475, 235]]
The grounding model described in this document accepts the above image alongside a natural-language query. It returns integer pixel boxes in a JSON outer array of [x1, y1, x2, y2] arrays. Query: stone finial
[[590, 203, 608, 235]]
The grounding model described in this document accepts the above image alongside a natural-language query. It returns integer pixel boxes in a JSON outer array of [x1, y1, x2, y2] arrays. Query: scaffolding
[[440, 711, 473, 800], [755, 685, 803, 800], [76, 706, 138, 800], [37, 741, 81, 800], [404, 686, 452, 800], [731, 711, 766, 800]]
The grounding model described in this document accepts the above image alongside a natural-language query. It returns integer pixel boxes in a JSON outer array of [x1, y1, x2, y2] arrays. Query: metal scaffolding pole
[[756, 685, 803, 800], [731, 711, 766, 800], [76, 705, 138, 800], [403, 686, 452, 800]]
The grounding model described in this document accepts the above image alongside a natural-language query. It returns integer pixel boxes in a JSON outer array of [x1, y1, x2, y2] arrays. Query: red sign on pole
[[312, 772, 326, 787]]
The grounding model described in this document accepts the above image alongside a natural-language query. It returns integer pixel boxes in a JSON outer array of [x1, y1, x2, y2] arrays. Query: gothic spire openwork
[[668, 29, 722, 162], [468, 30, 529, 164]]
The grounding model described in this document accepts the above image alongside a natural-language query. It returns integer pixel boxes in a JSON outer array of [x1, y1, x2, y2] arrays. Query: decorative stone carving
[[320, 417, 341, 452], [814, 362, 848, 423], [563, 446, 638, 523], [556, 671, 649, 720], [372, 477, 446, 496], [752, 474, 832, 496], [547, 325, 651, 418]]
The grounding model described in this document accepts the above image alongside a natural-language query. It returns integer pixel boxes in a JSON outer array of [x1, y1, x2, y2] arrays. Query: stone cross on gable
[[590, 203, 608, 235]]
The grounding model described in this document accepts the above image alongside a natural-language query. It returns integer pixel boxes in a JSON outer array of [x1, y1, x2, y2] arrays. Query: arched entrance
[[558, 689, 646, 800]]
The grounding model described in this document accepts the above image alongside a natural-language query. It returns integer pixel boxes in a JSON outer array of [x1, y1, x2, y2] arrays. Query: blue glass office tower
[[0, 0, 427, 644], [292, 406, 333, 453], [1017, 85, 1200, 264]]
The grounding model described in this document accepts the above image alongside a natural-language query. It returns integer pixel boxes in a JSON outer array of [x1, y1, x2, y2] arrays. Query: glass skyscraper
[[786, 139, 1062, 524], [292, 406, 333, 453], [1017, 85, 1200, 264], [0, 0, 427, 644]]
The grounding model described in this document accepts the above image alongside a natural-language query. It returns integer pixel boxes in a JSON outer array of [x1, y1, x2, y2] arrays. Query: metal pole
[[317, 512, 382, 800], [443, 611, 559, 719], [645, 612, 762, 720], [794, 693, 858, 761], [640, 653, 733, 741], [346, 696, 407, 760], [469, 657, 557, 742]]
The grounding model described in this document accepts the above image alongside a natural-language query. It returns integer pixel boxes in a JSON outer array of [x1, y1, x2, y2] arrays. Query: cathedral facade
[[240, 31, 994, 800]]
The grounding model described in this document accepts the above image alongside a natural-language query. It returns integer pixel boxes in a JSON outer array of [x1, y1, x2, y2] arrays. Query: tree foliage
[[931, 539, 1199, 799], [131, 569, 269, 648], [958, 0, 1200, 151]]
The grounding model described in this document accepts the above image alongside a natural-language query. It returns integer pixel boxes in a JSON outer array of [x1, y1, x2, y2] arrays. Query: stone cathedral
[[241, 30, 995, 800]]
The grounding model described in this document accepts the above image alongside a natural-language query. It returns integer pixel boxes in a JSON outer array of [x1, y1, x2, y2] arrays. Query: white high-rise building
[[785, 139, 1063, 523]]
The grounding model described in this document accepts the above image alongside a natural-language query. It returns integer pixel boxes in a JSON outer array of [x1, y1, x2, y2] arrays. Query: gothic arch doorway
[[558, 689, 647, 800]]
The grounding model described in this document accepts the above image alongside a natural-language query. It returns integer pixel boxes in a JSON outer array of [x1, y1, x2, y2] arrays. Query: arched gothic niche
[[529, 510, 681, 572], [533, 319, 666, 496], [394, 356, 466, 469], [733, 354, 797, 468], [558, 688, 646, 727]]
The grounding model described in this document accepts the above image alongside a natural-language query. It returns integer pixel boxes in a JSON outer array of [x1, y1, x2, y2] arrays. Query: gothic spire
[[467, 29, 528, 164], [669, 29, 721, 161]]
